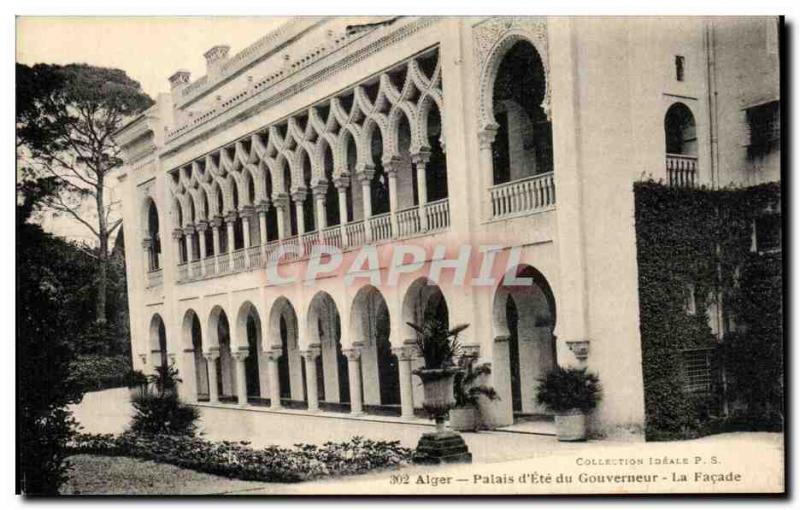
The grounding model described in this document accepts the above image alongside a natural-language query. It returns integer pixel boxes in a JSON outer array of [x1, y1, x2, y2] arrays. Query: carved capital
[[224, 211, 238, 223], [334, 175, 351, 190], [182, 225, 196, 236], [209, 216, 224, 229], [312, 182, 328, 198], [264, 348, 282, 362], [141, 237, 153, 250], [382, 156, 402, 175], [478, 125, 499, 149], [195, 220, 209, 232], [291, 188, 308, 203], [172, 228, 184, 240], [343, 348, 361, 362], [232, 349, 249, 362], [203, 351, 220, 362], [392, 346, 415, 361], [239, 205, 255, 218], [566, 340, 590, 363], [301, 348, 321, 362], [411, 149, 431, 165], [355, 163, 375, 182], [460, 344, 481, 359], [255, 200, 270, 214], [272, 193, 289, 209]]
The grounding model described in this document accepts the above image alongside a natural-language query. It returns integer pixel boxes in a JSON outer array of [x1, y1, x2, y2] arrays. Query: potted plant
[[407, 319, 468, 431], [536, 366, 601, 441], [449, 357, 499, 432]]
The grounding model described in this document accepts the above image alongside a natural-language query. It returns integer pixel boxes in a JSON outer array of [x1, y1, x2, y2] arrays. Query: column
[[225, 211, 236, 269], [141, 237, 153, 274], [394, 346, 415, 420], [385, 158, 399, 237], [313, 184, 327, 242], [256, 201, 269, 259], [492, 335, 513, 427], [172, 228, 183, 264], [344, 346, 364, 416], [412, 150, 431, 231], [196, 221, 208, 276], [232, 349, 249, 406], [184, 225, 195, 278], [273, 194, 288, 240], [358, 165, 374, 242], [335, 177, 349, 245], [240, 205, 253, 267], [477, 127, 498, 220], [210, 217, 222, 274], [204, 350, 220, 404], [293, 189, 307, 236], [265, 349, 282, 409], [301, 349, 320, 412]]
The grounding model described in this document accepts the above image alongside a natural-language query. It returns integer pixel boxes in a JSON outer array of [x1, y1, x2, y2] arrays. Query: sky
[[17, 17, 289, 99], [16, 17, 289, 243]]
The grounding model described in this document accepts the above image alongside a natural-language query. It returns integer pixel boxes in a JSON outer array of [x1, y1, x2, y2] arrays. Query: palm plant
[[406, 319, 469, 370], [147, 363, 182, 397], [453, 357, 499, 408]]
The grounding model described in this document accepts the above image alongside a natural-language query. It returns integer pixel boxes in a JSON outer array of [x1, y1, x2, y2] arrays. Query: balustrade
[[489, 172, 555, 219], [666, 154, 698, 188]]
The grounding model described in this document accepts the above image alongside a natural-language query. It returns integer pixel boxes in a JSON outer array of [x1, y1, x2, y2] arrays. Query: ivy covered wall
[[633, 181, 782, 440]]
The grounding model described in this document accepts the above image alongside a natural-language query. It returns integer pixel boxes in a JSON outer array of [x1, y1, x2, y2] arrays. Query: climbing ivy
[[633, 181, 782, 440]]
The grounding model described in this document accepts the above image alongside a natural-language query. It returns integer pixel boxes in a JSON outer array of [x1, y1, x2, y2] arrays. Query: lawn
[[62, 454, 267, 495]]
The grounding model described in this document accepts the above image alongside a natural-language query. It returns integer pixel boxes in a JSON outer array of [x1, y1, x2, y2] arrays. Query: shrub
[[536, 366, 601, 414], [453, 357, 499, 408], [68, 354, 134, 392], [68, 433, 412, 483], [129, 392, 199, 437]]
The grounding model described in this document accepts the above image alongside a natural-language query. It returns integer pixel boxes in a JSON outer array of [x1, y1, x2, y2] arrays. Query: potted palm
[[407, 319, 472, 464], [536, 366, 601, 441], [406, 319, 468, 430], [449, 357, 499, 432]]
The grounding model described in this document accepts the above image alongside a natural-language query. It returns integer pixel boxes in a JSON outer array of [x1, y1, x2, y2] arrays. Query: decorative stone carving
[[460, 344, 481, 359], [473, 16, 551, 129], [566, 340, 590, 363]]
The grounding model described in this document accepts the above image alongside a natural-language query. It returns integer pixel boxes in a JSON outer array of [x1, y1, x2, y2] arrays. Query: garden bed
[[68, 432, 412, 484]]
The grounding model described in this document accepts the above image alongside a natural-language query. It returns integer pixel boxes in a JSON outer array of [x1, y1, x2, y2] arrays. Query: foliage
[[128, 367, 198, 437], [406, 319, 468, 369], [453, 357, 499, 408], [147, 363, 183, 397], [17, 203, 83, 495], [633, 181, 782, 440], [16, 63, 153, 325], [536, 366, 601, 413], [68, 433, 413, 484], [68, 355, 135, 392]]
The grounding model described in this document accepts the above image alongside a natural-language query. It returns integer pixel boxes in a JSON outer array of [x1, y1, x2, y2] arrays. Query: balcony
[[489, 172, 555, 219], [666, 154, 697, 188], [174, 199, 450, 284]]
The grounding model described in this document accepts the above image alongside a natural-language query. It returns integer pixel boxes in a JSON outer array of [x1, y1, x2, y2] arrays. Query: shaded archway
[[149, 313, 168, 369], [268, 297, 305, 404], [182, 309, 209, 400], [307, 292, 349, 406], [492, 265, 556, 416], [235, 301, 266, 400], [144, 198, 161, 270], [208, 306, 236, 400], [490, 40, 552, 185], [401, 277, 450, 339], [350, 286, 399, 412]]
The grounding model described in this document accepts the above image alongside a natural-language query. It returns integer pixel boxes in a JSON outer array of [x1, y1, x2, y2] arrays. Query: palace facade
[[113, 16, 781, 436]]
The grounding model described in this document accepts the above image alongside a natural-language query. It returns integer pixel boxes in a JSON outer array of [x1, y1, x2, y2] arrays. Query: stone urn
[[554, 409, 588, 441], [448, 406, 479, 432], [412, 367, 472, 464]]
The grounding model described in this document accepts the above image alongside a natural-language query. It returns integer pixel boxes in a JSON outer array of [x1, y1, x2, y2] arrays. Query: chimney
[[168, 69, 191, 100], [204, 44, 231, 78]]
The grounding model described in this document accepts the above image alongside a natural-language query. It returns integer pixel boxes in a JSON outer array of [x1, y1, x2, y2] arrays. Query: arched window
[[425, 104, 448, 202], [322, 143, 339, 227], [664, 103, 697, 156], [370, 128, 390, 216], [491, 40, 552, 185], [285, 165, 298, 236], [146, 199, 161, 270], [664, 103, 698, 187], [302, 153, 315, 232], [231, 183, 243, 249]]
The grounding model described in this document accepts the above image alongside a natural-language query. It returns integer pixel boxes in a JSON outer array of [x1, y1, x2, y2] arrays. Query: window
[[675, 55, 685, 82], [746, 100, 780, 159], [754, 213, 781, 253], [681, 348, 716, 395]]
